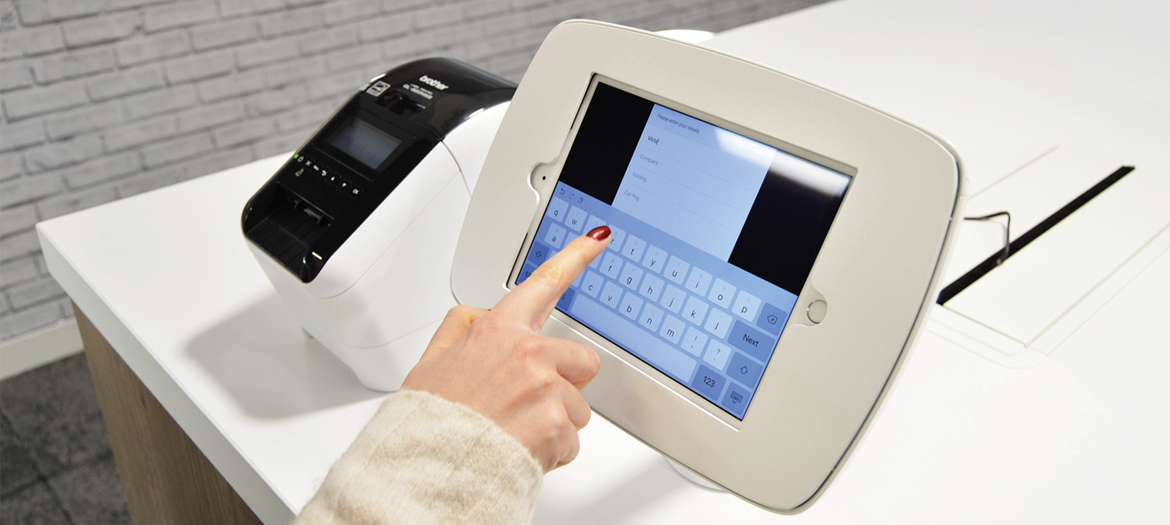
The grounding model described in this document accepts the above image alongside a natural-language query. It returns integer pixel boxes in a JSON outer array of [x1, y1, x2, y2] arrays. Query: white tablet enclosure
[[452, 21, 962, 512]]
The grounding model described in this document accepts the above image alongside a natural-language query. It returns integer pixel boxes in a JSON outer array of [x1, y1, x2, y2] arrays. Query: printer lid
[[367, 57, 515, 141]]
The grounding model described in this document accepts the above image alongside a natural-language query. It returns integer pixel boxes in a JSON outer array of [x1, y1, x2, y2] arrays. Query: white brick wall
[[0, 0, 827, 341]]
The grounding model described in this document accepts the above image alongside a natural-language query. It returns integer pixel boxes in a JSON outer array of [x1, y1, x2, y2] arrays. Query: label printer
[[242, 58, 515, 391]]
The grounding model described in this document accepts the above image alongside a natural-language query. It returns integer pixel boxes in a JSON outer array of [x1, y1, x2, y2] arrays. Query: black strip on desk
[[936, 165, 1135, 305]]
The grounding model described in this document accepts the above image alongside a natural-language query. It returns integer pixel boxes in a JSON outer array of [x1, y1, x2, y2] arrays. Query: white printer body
[[242, 59, 514, 391]]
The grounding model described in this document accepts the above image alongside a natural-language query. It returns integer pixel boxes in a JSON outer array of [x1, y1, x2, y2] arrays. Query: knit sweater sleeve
[[294, 389, 543, 525]]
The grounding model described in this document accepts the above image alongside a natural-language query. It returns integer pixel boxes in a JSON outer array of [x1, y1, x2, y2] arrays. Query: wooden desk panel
[[77, 303, 263, 525]]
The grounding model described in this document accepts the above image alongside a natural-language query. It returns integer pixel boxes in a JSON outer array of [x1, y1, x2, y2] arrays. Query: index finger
[[417, 305, 488, 363], [495, 225, 611, 330]]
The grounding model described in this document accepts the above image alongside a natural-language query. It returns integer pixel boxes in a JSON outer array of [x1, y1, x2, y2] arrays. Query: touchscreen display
[[325, 116, 402, 170], [517, 81, 851, 420]]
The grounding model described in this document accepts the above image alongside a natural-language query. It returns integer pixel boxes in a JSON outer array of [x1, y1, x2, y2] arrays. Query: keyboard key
[[663, 256, 689, 285], [727, 352, 763, 388], [517, 263, 537, 284], [757, 302, 789, 335], [704, 309, 733, 339], [642, 245, 668, 273], [544, 223, 567, 248], [708, 279, 735, 309], [690, 365, 726, 401], [639, 304, 664, 332], [528, 241, 551, 266], [721, 384, 751, 419], [680, 327, 708, 357], [570, 296, 696, 380], [685, 266, 712, 296], [703, 340, 732, 371], [607, 226, 626, 253], [660, 284, 686, 314], [728, 320, 776, 362], [681, 295, 709, 326], [584, 215, 605, 233], [622, 234, 647, 261], [638, 274, 664, 302], [547, 197, 569, 222], [581, 271, 604, 298], [731, 290, 761, 322], [600, 281, 623, 309], [556, 287, 576, 312], [599, 252, 622, 279], [660, 315, 686, 344], [618, 262, 644, 290], [618, 292, 644, 320], [566, 205, 588, 232]]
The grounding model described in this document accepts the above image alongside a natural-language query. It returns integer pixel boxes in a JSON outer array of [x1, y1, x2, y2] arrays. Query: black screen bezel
[[314, 104, 417, 181]]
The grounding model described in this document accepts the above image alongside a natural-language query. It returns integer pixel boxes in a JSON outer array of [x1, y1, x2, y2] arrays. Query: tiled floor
[[0, 353, 131, 525]]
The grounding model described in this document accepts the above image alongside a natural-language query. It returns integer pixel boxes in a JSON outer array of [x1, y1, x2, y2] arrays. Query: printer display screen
[[516, 81, 851, 420], [326, 116, 402, 170]]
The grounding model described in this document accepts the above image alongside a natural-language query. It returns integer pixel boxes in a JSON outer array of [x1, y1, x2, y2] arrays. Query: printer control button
[[337, 178, 351, 191], [348, 185, 362, 198]]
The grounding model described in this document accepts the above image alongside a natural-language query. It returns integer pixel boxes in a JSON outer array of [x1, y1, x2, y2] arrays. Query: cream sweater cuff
[[295, 389, 543, 525]]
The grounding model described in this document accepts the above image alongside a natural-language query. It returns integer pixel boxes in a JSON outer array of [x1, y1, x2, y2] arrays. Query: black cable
[[936, 165, 1135, 305], [962, 211, 1012, 266]]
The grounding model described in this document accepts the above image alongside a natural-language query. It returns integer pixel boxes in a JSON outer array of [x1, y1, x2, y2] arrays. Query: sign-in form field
[[614, 105, 776, 260]]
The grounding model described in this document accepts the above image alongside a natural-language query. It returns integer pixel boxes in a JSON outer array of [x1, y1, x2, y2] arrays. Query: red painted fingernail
[[587, 225, 611, 241]]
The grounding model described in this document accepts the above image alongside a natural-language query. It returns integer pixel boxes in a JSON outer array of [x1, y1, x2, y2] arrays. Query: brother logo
[[419, 75, 448, 90]]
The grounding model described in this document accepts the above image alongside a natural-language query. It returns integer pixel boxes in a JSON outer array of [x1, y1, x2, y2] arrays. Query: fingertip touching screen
[[517, 79, 851, 421]]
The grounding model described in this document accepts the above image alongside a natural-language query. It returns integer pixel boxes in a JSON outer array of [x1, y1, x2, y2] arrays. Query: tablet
[[451, 21, 962, 512]]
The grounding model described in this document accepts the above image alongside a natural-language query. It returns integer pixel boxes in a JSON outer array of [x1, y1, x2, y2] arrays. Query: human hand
[[401, 226, 612, 472]]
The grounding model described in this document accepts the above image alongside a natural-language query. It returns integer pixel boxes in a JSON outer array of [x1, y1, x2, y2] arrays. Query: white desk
[[39, 0, 1170, 523]]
